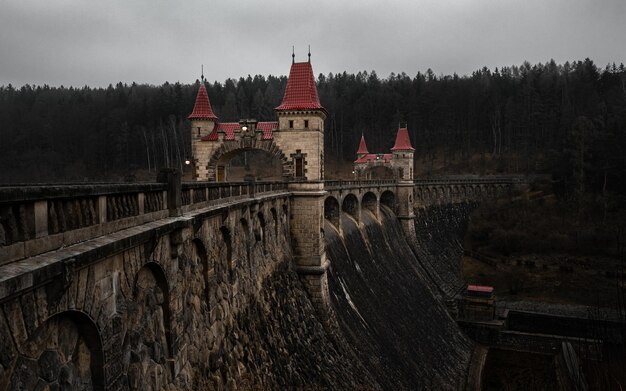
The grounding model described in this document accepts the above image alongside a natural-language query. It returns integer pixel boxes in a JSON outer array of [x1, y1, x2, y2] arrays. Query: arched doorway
[[206, 139, 291, 182]]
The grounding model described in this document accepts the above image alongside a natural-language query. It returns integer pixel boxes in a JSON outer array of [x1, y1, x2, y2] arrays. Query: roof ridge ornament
[[292, 46, 295, 64], [308, 45, 311, 63], [201, 64, 204, 83]]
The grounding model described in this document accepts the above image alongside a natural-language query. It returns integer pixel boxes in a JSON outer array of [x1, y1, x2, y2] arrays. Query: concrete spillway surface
[[325, 206, 473, 389]]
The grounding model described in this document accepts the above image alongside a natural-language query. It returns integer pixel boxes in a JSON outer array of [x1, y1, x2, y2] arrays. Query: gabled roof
[[391, 127, 415, 151], [275, 62, 324, 111], [188, 84, 218, 120], [356, 135, 369, 155], [201, 121, 278, 141], [354, 153, 393, 164]]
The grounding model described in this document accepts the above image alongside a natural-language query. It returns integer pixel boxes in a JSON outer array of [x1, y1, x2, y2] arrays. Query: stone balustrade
[[0, 180, 288, 265]]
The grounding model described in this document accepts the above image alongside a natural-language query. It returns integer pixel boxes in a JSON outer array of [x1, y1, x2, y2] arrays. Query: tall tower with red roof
[[273, 58, 327, 181]]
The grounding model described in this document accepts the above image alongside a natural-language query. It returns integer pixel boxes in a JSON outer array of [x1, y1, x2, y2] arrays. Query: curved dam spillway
[[325, 206, 473, 389]]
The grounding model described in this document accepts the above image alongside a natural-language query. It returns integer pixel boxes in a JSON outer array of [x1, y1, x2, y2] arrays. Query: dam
[[0, 56, 614, 390]]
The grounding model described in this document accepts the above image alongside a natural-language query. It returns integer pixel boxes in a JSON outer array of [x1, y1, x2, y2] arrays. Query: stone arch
[[281, 203, 289, 234], [324, 196, 340, 228], [415, 188, 423, 201], [219, 226, 233, 265], [125, 262, 173, 389], [341, 193, 359, 219], [239, 217, 251, 268], [380, 190, 396, 212], [2, 310, 105, 391], [192, 238, 211, 303], [270, 207, 278, 237], [362, 192, 378, 214], [256, 212, 267, 254], [206, 139, 291, 181]]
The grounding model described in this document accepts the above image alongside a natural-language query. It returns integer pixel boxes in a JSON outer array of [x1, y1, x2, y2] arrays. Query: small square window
[[289, 120, 294, 129], [304, 120, 309, 128]]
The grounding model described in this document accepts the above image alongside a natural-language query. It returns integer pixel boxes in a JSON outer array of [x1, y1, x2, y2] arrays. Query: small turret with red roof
[[391, 124, 415, 180], [189, 82, 218, 141], [391, 126, 414, 151], [356, 134, 369, 159]]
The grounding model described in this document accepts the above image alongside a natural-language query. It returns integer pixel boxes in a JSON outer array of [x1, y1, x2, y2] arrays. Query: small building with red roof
[[353, 125, 415, 180]]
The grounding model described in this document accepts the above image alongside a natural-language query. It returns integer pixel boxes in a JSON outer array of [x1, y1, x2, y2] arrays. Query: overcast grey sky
[[1, 0, 624, 87]]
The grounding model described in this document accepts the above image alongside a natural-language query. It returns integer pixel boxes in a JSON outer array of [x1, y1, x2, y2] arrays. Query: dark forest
[[1, 58, 625, 199]]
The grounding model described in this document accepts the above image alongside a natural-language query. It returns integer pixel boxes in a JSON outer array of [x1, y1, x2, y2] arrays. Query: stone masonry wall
[[0, 194, 384, 390]]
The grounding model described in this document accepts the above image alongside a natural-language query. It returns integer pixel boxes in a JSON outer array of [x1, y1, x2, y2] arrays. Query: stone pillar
[[158, 169, 182, 217], [288, 181, 331, 320], [396, 181, 416, 242], [33, 200, 48, 238]]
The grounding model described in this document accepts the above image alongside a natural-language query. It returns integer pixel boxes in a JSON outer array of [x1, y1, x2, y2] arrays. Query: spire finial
[[292, 46, 295, 64], [201, 64, 204, 83], [308, 45, 311, 63]]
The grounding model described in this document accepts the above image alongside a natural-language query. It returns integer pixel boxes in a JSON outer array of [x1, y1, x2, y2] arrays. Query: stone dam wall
[[411, 203, 476, 299], [325, 206, 473, 389], [0, 193, 476, 390]]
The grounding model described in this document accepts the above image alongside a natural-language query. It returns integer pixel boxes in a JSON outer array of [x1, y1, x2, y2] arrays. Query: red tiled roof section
[[356, 135, 369, 155], [257, 121, 278, 140], [275, 62, 324, 111], [467, 285, 494, 293], [200, 122, 278, 141], [391, 127, 415, 151], [188, 84, 218, 120], [354, 153, 393, 164]]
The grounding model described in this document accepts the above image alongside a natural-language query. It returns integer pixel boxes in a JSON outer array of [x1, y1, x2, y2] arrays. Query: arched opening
[[363, 165, 395, 180], [219, 226, 233, 283], [4, 310, 105, 390], [341, 194, 359, 219], [270, 207, 278, 237], [257, 212, 267, 254], [362, 192, 378, 214], [380, 190, 396, 212], [324, 196, 340, 228], [239, 218, 251, 268], [213, 149, 284, 182], [127, 262, 173, 388], [192, 239, 211, 304]]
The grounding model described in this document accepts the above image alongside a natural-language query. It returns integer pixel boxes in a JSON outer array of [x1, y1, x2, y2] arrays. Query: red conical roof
[[391, 127, 415, 151], [275, 62, 324, 111], [356, 135, 369, 154], [188, 83, 218, 120]]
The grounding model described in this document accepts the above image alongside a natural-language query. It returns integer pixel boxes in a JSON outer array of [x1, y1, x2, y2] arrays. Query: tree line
[[0, 58, 625, 198]]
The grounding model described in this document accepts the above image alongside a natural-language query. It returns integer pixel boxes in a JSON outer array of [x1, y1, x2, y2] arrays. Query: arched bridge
[[322, 176, 524, 233]]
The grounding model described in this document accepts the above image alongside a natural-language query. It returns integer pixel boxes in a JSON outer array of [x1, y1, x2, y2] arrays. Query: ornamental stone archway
[[205, 135, 291, 182]]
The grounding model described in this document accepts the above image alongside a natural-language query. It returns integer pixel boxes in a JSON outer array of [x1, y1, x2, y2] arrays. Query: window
[[289, 120, 294, 129], [295, 157, 304, 177], [304, 120, 309, 128], [197, 127, 201, 136]]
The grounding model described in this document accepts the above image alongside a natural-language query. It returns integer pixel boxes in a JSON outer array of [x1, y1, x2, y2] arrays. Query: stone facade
[[0, 194, 294, 390], [189, 61, 326, 183]]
